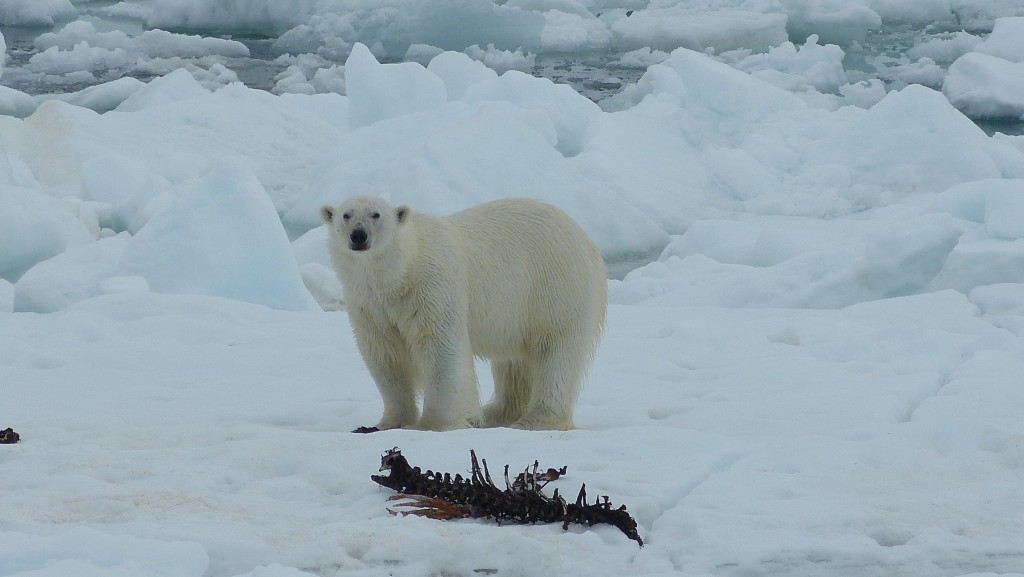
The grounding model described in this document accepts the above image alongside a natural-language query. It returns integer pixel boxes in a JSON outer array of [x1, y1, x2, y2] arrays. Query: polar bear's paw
[[481, 402, 521, 428], [511, 408, 574, 431], [416, 408, 482, 431]]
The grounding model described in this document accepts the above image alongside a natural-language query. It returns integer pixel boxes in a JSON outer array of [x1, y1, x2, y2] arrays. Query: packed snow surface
[[4, 1, 1024, 577]]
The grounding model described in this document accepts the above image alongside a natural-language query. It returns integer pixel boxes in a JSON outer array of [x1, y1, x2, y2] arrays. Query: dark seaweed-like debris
[[0, 428, 20, 444], [371, 447, 643, 546]]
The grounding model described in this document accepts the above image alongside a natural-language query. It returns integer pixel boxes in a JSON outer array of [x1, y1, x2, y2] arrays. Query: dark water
[[606, 251, 664, 280], [1, 26, 643, 110], [210, 36, 648, 106], [974, 119, 1024, 137]]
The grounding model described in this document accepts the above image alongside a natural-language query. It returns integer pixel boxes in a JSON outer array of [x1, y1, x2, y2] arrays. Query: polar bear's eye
[[342, 212, 351, 221], [372, 212, 381, 219]]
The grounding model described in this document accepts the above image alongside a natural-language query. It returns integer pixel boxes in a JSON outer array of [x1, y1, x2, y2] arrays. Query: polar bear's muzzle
[[349, 228, 370, 251]]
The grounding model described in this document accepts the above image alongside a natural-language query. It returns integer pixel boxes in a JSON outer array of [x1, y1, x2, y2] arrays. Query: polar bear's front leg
[[414, 325, 482, 431], [350, 307, 419, 431], [369, 359, 419, 431], [483, 359, 531, 427]]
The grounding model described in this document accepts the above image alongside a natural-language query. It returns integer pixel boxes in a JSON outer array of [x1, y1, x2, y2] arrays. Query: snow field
[[3, 289, 1024, 576], [2, 2, 1024, 576]]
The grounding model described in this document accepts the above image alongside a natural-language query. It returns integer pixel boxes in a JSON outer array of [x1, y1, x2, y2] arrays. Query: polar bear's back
[[446, 198, 606, 359]]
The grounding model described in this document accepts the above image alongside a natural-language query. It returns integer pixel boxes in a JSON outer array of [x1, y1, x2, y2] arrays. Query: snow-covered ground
[[3, 1, 1024, 576]]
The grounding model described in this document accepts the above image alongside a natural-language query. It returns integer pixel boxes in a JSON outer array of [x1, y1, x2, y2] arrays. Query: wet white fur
[[321, 196, 606, 431]]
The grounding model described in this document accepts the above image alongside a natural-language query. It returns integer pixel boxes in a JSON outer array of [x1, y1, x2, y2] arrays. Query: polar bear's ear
[[320, 205, 335, 224], [396, 205, 411, 223]]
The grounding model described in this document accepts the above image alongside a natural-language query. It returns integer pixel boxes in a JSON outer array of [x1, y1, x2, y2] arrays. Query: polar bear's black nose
[[350, 229, 368, 249]]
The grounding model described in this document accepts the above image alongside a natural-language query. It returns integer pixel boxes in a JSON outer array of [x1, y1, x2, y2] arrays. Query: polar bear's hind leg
[[513, 337, 592, 431]]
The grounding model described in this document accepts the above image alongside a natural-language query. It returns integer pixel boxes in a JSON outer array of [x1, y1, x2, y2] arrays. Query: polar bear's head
[[321, 196, 410, 254]]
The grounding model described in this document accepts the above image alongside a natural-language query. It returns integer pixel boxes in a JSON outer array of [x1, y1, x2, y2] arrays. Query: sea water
[[2, 7, 1018, 134]]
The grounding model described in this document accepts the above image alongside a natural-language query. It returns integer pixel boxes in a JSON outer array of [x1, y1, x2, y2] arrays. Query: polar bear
[[320, 196, 606, 432]]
